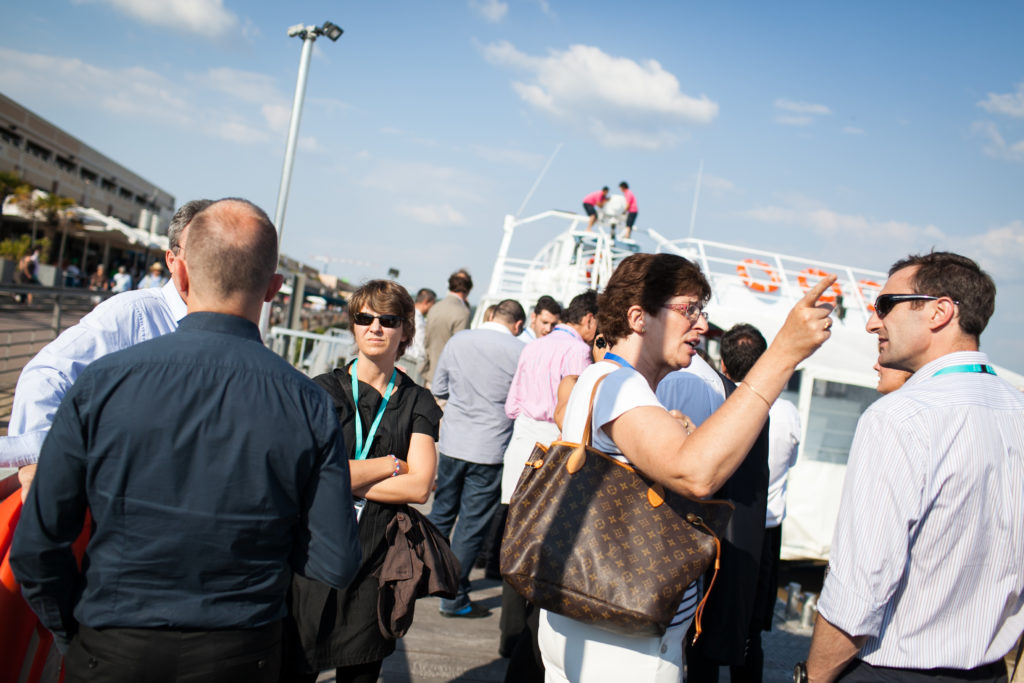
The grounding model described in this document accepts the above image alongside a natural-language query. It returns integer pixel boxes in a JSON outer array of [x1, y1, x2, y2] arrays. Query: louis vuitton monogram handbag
[[500, 373, 734, 638]]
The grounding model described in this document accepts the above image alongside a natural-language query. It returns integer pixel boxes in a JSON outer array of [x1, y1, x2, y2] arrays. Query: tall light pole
[[262, 20, 343, 338]]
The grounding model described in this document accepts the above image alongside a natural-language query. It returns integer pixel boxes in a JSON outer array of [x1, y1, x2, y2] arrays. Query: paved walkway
[[313, 497, 815, 682]]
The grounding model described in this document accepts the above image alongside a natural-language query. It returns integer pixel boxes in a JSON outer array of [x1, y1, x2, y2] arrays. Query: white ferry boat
[[475, 204, 1024, 563]]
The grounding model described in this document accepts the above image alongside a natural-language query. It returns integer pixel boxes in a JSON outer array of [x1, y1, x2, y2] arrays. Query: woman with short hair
[[284, 279, 442, 683], [540, 253, 834, 682]]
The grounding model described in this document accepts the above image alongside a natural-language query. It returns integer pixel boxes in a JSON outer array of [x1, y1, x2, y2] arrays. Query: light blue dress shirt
[[1, 281, 187, 467]]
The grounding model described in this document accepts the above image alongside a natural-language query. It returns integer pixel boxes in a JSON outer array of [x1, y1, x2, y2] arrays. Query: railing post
[[51, 292, 63, 337]]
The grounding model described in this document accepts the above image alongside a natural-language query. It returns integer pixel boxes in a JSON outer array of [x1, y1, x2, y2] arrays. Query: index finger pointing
[[800, 273, 839, 307]]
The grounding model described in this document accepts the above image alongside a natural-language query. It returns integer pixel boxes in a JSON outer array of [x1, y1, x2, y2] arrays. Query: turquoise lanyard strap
[[932, 364, 996, 377], [351, 359, 398, 460]]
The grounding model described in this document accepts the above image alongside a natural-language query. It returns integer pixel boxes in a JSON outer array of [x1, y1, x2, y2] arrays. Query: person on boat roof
[[619, 181, 638, 240], [582, 186, 609, 231]]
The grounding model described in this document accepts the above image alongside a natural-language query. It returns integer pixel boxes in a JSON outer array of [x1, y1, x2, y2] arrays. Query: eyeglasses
[[873, 294, 959, 319], [662, 302, 707, 324], [352, 312, 403, 328]]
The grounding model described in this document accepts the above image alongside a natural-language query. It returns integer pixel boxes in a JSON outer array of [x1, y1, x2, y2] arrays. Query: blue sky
[[1, 1, 1022, 366]]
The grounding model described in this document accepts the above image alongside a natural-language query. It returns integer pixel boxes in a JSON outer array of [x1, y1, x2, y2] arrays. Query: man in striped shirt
[[803, 252, 1024, 682]]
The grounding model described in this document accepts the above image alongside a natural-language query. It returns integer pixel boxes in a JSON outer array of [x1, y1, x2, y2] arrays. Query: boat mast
[[687, 159, 703, 239], [515, 143, 563, 217]]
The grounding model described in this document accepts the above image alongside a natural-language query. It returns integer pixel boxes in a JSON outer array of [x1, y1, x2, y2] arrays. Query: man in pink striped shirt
[[582, 186, 609, 231], [498, 290, 598, 659]]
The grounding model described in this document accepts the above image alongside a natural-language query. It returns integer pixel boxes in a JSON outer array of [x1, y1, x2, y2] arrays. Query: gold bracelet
[[741, 381, 772, 409]]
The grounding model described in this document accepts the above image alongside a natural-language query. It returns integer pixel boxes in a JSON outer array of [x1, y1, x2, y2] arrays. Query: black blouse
[[285, 364, 442, 672]]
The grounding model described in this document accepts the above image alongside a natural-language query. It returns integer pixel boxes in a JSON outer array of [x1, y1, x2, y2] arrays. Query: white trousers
[[538, 609, 688, 683], [501, 415, 560, 504]]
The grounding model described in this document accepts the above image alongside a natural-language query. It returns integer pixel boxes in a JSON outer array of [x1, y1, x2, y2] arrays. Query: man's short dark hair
[[185, 198, 278, 298], [168, 199, 213, 253], [563, 290, 598, 325], [448, 270, 473, 295], [889, 251, 996, 339], [720, 323, 768, 383], [492, 299, 526, 325], [534, 295, 562, 317], [416, 288, 437, 305], [619, 181, 629, 190]]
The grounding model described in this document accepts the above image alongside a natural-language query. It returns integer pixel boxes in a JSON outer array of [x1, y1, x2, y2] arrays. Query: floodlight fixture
[[320, 21, 343, 41]]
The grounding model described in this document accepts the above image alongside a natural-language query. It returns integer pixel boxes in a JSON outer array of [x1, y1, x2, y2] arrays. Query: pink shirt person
[[583, 190, 606, 206], [505, 324, 592, 422]]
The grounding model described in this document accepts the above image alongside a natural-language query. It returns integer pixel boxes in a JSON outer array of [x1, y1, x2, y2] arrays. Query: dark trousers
[[288, 660, 382, 683], [838, 659, 1007, 682], [428, 454, 503, 612], [65, 622, 281, 683]]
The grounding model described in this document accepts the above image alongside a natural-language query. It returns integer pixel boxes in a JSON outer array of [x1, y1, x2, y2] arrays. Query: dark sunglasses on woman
[[352, 312, 403, 328]]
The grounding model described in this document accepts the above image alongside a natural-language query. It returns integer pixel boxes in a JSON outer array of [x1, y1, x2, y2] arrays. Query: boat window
[[802, 379, 879, 465]]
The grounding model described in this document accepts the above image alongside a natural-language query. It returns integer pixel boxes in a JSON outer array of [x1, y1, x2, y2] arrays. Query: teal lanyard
[[350, 359, 397, 460], [932, 364, 996, 377]]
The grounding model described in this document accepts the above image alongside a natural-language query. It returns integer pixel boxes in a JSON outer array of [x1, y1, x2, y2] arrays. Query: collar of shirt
[[480, 320, 514, 336], [551, 323, 582, 342], [906, 350, 990, 387], [177, 312, 263, 343], [160, 280, 188, 322]]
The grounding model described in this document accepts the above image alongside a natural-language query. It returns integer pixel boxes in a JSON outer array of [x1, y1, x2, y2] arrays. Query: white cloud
[[192, 67, 281, 104], [978, 82, 1024, 118], [699, 173, 739, 195], [397, 203, 468, 226], [0, 48, 191, 126], [972, 121, 1024, 162], [72, 0, 238, 38], [843, 126, 865, 135], [774, 99, 831, 115], [776, 115, 814, 126], [469, 0, 508, 22], [0, 47, 315, 148], [952, 220, 1024, 281], [481, 41, 717, 148], [744, 198, 945, 249], [471, 145, 545, 166], [773, 98, 831, 127], [360, 161, 489, 204], [261, 104, 292, 133], [211, 120, 270, 144]]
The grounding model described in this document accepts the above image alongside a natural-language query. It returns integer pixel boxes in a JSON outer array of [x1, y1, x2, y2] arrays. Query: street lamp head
[[320, 21, 343, 41], [287, 23, 307, 38]]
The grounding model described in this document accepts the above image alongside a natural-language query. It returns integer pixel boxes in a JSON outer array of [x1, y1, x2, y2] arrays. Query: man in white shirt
[[2, 200, 211, 498], [804, 251, 1024, 682], [518, 295, 561, 343], [401, 287, 435, 384]]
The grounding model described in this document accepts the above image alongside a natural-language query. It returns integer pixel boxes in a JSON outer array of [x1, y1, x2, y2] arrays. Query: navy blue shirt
[[11, 312, 361, 646]]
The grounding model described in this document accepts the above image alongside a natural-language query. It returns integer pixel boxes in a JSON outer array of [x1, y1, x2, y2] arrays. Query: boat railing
[[267, 326, 354, 377], [648, 230, 886, 325]]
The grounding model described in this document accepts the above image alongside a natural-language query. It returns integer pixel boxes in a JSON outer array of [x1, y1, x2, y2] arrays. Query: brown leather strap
[[582, 361, 621, 448]]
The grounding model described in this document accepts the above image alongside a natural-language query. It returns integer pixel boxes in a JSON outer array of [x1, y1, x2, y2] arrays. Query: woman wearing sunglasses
[[283, 280, 442, 683], [540, 253, 835, 683]]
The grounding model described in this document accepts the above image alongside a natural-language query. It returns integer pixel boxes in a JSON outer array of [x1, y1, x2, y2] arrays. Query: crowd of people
[[1, 196, 1022, 683]]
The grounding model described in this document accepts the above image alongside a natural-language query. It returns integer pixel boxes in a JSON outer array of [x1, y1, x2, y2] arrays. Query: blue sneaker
[[440, 602, 491, 618]]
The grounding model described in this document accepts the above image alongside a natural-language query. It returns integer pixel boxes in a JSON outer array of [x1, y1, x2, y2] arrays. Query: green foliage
[[0, 234, 52, 263]]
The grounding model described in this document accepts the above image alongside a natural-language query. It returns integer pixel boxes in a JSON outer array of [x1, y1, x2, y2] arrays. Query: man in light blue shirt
[[429, 298, 526, 617], [805, 252, 1024, 682], [1, 200, 210, 497]]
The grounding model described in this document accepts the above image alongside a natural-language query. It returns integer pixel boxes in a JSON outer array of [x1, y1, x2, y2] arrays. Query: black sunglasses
[[873, 293, 959, 319], [352, 312, 403, 328]]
